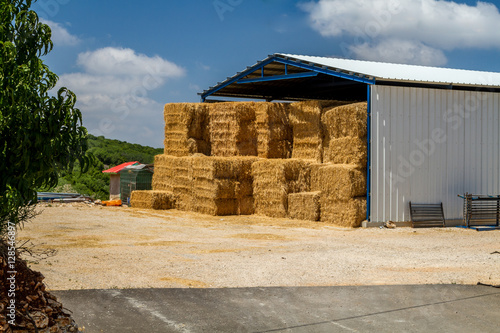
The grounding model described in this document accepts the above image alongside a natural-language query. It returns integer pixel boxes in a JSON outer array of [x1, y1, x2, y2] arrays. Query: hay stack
[[288, 191, 320, 221], [208, 102, 258, 157], [163, 103, 210, 156], [255, 103, 292, 159], [130, 190, 176, 210], [288, 101, 347, 162], [320, 197, 366, 227], [192, 156, 258, 215], [252, 159, 311, 218], [322, 102, 367, 163]]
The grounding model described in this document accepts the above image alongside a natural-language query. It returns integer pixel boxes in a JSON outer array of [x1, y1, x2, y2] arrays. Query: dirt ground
[[17, 204, 500, 291]]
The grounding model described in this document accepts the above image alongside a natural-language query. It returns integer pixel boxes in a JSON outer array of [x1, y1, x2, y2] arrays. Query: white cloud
[[56, 47, 186, 146], [40, 19, 80, 46], [301, 0, 500, 65], [349, 39, 447, 66], [77, 47, 184, 78]]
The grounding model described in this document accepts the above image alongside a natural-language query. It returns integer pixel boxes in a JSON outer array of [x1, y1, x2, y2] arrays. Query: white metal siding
[[370, 85, 500, 222]]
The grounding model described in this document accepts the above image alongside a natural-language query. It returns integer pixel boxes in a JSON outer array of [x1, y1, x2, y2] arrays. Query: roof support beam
[[200, 56, 277, 102], [236, 71, 319, 84], [200, 54, 376, 101]]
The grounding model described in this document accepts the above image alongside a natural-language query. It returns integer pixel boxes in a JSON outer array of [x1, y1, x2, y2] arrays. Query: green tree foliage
[[87, 135, 162, 165], [0, 0, 89, 233]]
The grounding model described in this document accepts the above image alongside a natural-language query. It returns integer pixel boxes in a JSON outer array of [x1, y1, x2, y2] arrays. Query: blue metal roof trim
[[200, 54, 376, 101], [200, 55, 277, 101]]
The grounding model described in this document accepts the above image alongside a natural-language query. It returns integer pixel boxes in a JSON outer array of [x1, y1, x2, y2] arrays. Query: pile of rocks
[[1, 243, 79, 332]]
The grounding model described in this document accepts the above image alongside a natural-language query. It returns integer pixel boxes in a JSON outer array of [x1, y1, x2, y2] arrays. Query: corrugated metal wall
[[370, 85, 500, 222]]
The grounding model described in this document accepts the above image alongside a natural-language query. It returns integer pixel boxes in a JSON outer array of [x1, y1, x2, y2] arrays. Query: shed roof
[[200, 53, 500, 101], [278, 54, 500, 87], [102, 161, 139, 174], [119, 164, 154, 173]]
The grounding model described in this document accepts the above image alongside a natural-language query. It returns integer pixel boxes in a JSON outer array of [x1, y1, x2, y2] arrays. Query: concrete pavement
[[54, 285, 500, 333]]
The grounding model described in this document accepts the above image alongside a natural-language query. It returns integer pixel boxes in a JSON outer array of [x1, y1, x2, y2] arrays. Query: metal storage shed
[[201, 53, 500, 225], [119, 164, 154, 205], [102, 161, 139, 200]]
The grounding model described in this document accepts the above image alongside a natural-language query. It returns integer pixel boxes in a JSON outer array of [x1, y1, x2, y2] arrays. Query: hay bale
[[152, 154, 173, 192], [163, 103, 210, 157], [322, 102, 367, 162], [191, 155, 257, 180], [191, 156, 259, 216], [194, 178, 237, 199], [130, 190, 152, 209], [322, 102, 367, 147], [288, 101, 325, 162], [195, 198, 239, 216], [208, 102, 258, 157], [252, 159, 311, 218], [288, 191, 320, 221], [153, 155, 259, 215], [150, 191, 176, 210], [320, 196, 366, 228], [152, 156, 193, 211], [326, 137, 367, 167], [309, 163, 323, 193], [288, 100, 354, 162], [311, 164, 366, 200], [130, 191, 176, 210], [255, 102, 292, 159]]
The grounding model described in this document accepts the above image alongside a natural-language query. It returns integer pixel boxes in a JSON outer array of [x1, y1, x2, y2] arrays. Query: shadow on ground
[[54, 285, 500, 333]]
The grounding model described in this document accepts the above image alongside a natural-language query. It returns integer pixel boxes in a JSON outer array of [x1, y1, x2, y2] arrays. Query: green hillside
[[47, 135, 163, 200], [88, 135, 163, 166]]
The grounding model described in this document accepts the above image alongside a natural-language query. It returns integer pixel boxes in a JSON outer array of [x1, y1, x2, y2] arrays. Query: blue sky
[[34, 0, 500, 148]]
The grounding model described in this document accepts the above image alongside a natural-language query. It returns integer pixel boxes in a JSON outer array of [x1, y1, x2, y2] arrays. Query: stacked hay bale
[[322, 102, 367, 167], [310, 163, 367, 227], [252, 159, 311, 218], [131, 190, 176, 210], [168, 157, 193, 211], [163, 103, 210, 156], [310, 102, 368, 227], [289, 101, 348, 162], [152, 154, 173, 192], [192, 156, 258, 215], [150, 155, 193, 211], [255, 102, 292, 159], [208, 102, 257, 157], [140, 100, 369, 227]]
